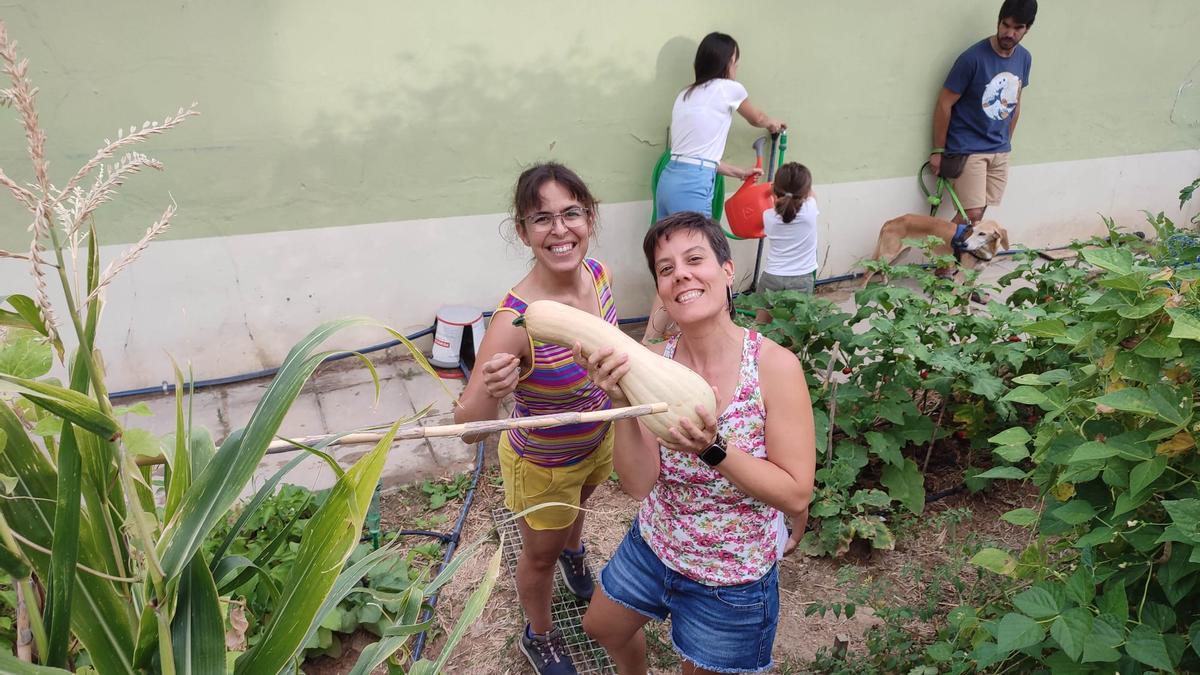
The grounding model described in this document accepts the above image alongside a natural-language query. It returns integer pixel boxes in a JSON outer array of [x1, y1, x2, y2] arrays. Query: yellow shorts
[[951, 152, 1010, 210], [498, 430, 614, 531]]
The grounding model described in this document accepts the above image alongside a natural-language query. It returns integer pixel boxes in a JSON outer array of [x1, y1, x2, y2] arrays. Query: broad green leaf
[[172, 551, 225, 674], [0, 295, 61, 358], [994, 444, 1029, 462], [1129, 456, 1168, 495], [1167, 308, 1200, 341], [0, 328, 52, 378], [1065, 566, 1095, 605], [1022, 319, 1067, 338], [1050, 500, 1097, 525], [975, 466, 1027, 480], [1148, 383, 1191, 427], [864, 431, 904, 467], [1162, 499, 1200, 543], [1004, 386, 1049, 405], [1012, 586, 1061, 619], [880, 458, 924, 514], [968, 372, 1006, 399], [1050, 607, 1093, 662], [233, 420, 401, 674], [995, 612, 1044, 653], [123, 428, 161, 457], [1075, 526, 1115, 547], [1001, 508, 1039, 526], [989, 427, 1032, 446], [971, 548, 1017, 576], [1125, 624, 1174, 671], [1116, 295, 1166, 319], [1091, 389, 1156, 417], [925, 641, 954, 662], [1099, 271, 1146, 292], [1069, 441, 1118, 462], [1082, 614, 1123, 663], [1096, 583, 1128, 623], [1082, 247, 1133, 275], [1012, 369, 1070, 386]]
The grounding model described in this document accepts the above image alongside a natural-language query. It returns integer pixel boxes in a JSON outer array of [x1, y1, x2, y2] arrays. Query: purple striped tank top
[[494, 258, 618, 467]]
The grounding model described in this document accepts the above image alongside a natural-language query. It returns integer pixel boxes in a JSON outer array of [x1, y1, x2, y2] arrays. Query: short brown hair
[[642, 211, 733, 282]]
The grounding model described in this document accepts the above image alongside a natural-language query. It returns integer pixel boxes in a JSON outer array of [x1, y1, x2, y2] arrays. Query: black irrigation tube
[[409, 362, 486, 664]]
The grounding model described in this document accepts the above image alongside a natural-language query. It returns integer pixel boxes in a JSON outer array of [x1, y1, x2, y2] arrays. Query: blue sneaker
[[519, 625, 577, 675], [557, 546, 594, 601]]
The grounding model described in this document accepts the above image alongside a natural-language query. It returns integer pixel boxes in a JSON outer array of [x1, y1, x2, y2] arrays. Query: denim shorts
[[655, 160, 717, 220], [598, 522, 779, 673]]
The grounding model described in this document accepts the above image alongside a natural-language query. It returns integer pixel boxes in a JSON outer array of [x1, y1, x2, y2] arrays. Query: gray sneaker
[[557, 547, 594, 601], [519, 626, 578, 675]]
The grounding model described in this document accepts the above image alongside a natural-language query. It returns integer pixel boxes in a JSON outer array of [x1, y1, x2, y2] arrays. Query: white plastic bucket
[[430, 305, 485, 369]]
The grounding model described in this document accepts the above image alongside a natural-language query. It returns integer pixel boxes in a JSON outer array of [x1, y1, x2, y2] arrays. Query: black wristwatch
[[698, 436, 727, 467]]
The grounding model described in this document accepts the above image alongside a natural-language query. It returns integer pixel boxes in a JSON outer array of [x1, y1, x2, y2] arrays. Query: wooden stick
[[136, 402, 669, 466]]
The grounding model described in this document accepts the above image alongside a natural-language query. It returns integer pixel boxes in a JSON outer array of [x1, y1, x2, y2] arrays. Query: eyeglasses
[[522, 207, 590, 232]]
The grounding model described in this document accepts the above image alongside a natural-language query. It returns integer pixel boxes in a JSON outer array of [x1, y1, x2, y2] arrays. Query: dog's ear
[[999, 226, 1010, 252]]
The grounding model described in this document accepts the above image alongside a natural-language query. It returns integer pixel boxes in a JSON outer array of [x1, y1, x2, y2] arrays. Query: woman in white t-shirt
[[757, 163, 818, 321], [647, 31, 786, 341]]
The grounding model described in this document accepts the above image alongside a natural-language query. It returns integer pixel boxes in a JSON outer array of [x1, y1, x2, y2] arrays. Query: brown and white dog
[[860, 214, 1009, 287]]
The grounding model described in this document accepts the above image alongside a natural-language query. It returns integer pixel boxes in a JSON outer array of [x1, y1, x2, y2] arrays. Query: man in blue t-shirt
[[929, 0, 1036, 226]]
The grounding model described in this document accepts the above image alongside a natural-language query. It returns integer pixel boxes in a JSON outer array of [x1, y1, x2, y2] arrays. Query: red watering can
[[724, 132, 785, 240]]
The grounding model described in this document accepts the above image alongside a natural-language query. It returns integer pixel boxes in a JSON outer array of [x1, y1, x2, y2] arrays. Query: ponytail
[[772, 162, 813, 224], [774, 192, 803, 223]]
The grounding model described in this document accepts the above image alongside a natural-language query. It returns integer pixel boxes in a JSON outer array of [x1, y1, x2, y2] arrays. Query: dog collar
[[951, 222, 972, 252]]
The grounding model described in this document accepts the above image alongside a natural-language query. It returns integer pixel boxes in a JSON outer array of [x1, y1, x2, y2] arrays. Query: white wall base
[[3, 150, 1197, 391]]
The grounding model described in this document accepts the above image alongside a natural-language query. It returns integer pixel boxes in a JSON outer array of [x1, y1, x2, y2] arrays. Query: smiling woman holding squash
[[571, 211, 816, 675], [454, 163, 616, 675]]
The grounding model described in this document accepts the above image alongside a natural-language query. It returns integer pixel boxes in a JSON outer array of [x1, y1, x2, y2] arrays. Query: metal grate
[[492, 507, 617, 674]]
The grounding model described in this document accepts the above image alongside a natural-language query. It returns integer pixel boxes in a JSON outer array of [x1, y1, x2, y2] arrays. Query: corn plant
[[0, 22, 498, 673]]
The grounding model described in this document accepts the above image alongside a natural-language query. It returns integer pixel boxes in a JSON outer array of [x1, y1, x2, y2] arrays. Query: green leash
[[919, 161, 969, 222]]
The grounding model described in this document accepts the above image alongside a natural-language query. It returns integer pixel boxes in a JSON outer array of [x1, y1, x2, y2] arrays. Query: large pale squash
[[518, 300, 716, 439]]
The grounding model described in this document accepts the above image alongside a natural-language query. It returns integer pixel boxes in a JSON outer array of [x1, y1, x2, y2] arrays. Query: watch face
[[701, 443, 726, 467]]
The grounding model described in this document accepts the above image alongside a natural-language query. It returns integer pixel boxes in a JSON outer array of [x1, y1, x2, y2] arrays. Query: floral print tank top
[[638, 329, 780, 586]]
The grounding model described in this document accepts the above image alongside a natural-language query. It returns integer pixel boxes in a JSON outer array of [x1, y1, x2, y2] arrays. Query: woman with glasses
[[645, 31, 786, 342], [455, 162, 617, 675]]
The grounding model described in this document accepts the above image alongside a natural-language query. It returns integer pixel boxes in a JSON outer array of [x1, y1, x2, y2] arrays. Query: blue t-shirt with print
[[944, 38, 1032, 154]]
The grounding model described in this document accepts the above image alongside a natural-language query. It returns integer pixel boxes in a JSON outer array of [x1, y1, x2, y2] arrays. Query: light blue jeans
[[655, 160, 717, 220]]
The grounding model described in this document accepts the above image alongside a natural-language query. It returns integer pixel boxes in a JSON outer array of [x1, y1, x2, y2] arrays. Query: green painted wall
[[1, 1, 1198, 249]]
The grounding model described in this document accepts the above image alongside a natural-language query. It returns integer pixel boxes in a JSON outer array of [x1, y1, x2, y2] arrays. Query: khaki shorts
[[498, 429, 614, 531], [759, 270, 815, 294], [951, 152, 1009, 211]]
